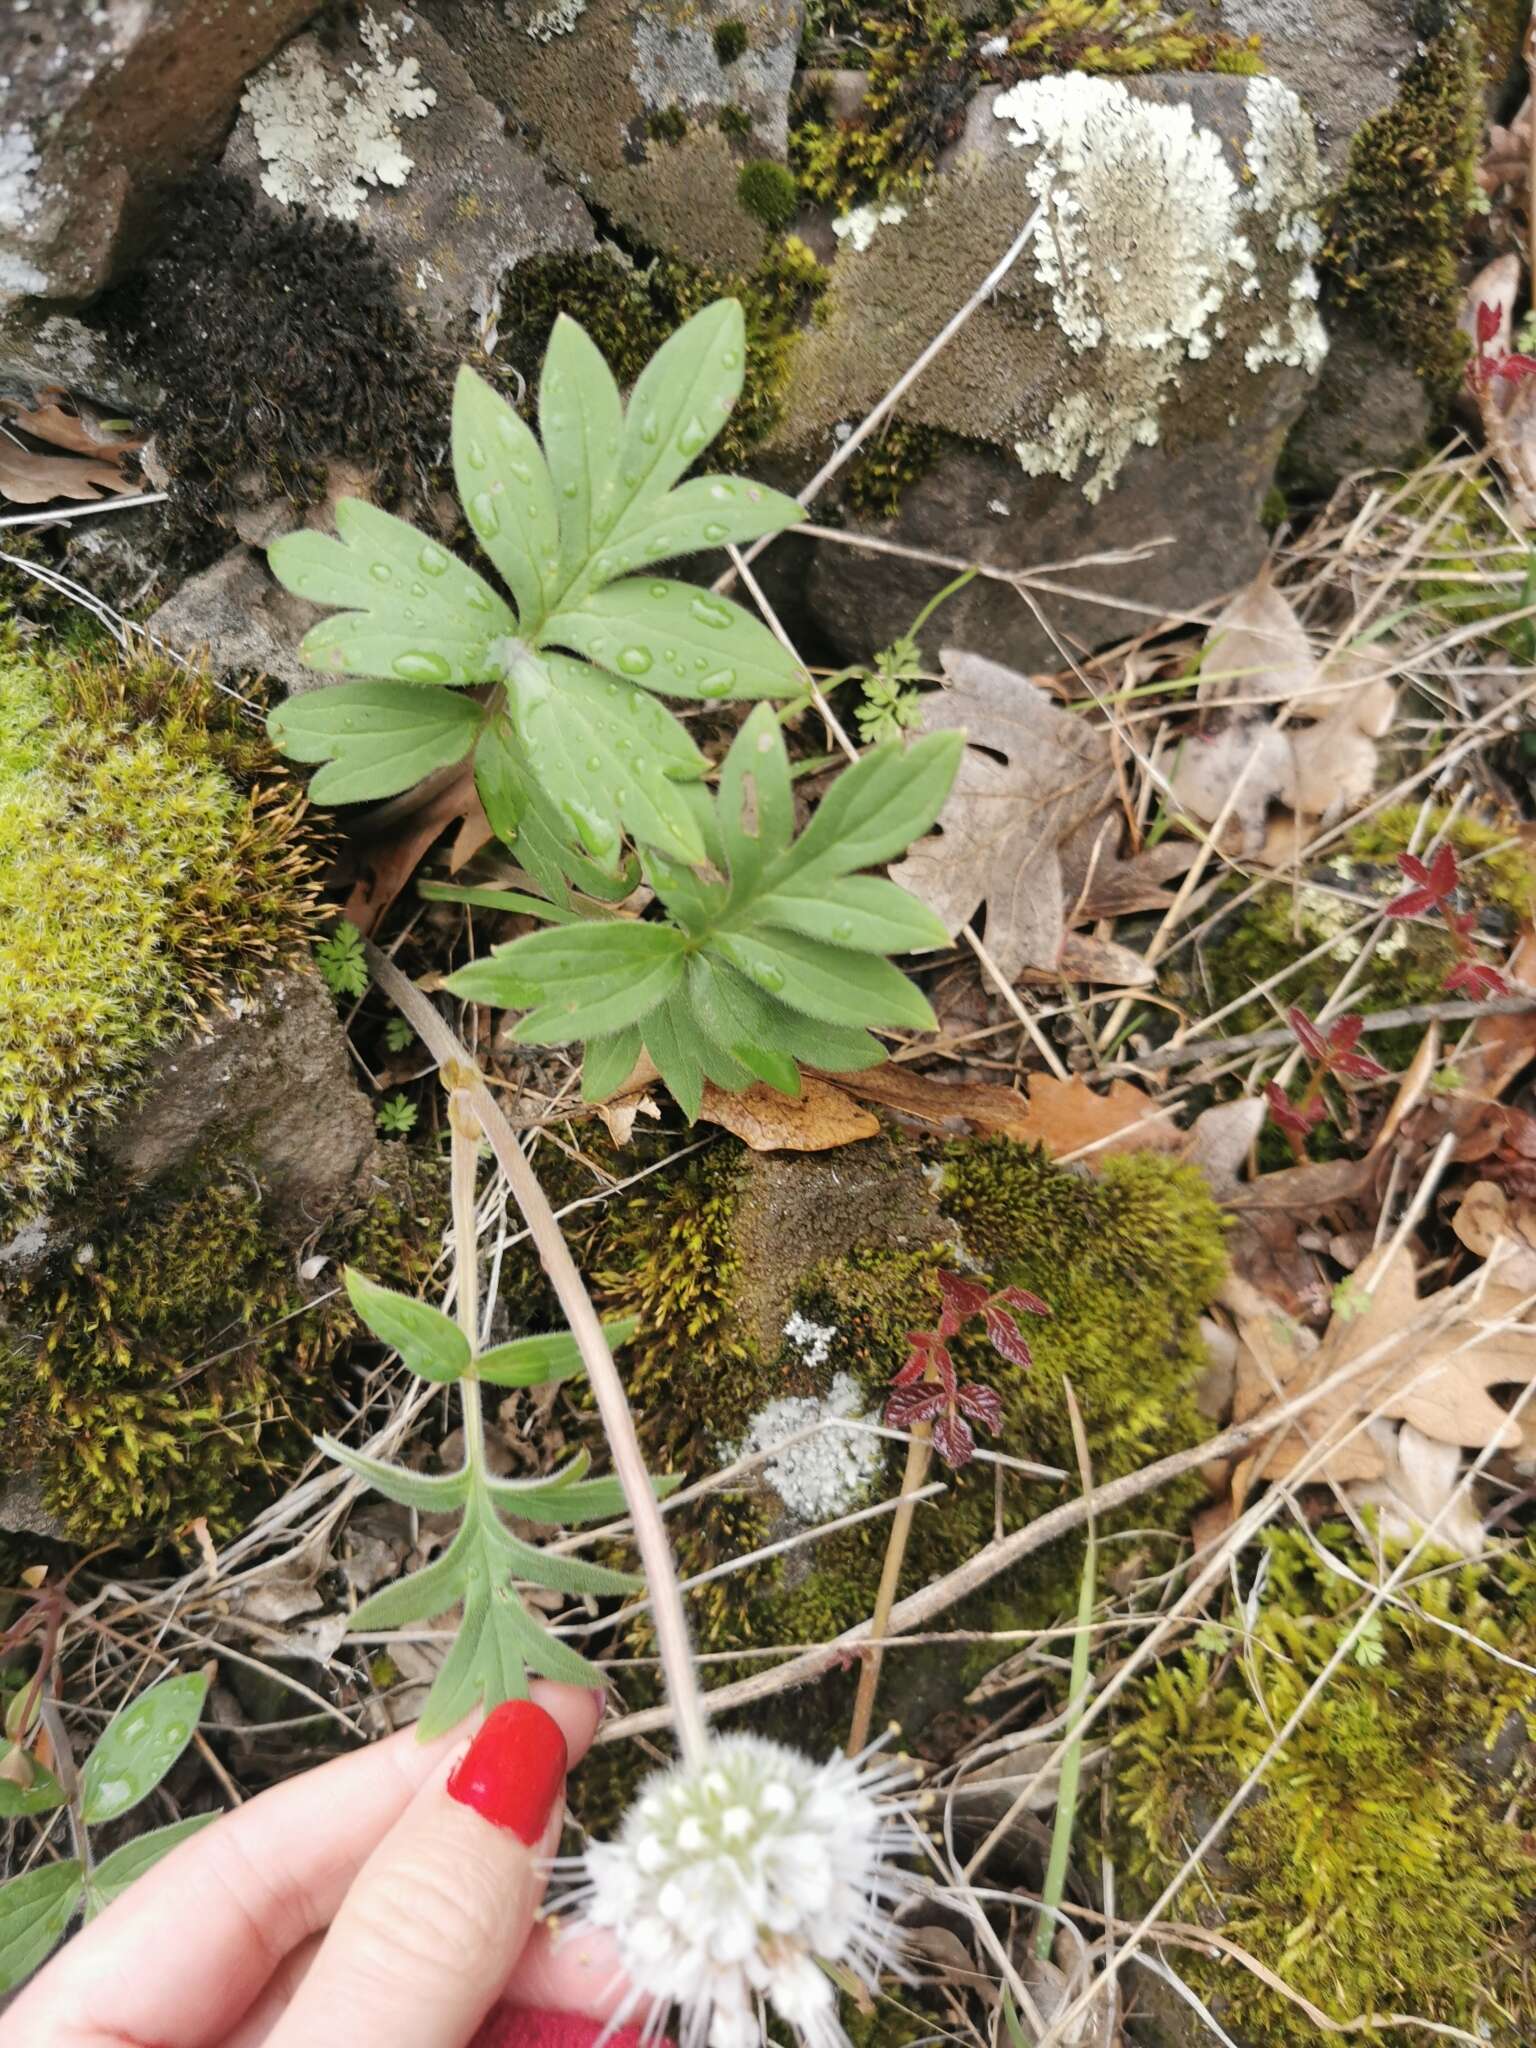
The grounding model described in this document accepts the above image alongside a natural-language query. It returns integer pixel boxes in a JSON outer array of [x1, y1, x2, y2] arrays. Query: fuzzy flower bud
[[577, 1733, 910, 2048]]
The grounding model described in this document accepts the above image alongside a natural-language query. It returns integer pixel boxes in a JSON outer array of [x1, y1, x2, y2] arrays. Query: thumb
[[265, 1700, 576, 2048]]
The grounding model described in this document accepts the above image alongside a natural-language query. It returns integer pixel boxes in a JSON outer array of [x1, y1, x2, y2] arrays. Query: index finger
[[3, 1683, 603, 2048]]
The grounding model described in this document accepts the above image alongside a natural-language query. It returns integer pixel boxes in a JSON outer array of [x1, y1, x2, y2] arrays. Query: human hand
[[3, 1685, 644, 2048]]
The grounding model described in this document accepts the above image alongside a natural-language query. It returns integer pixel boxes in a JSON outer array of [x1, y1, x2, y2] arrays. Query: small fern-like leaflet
[[333, 1269, 672, 1736], [265, 301, 807, 903]]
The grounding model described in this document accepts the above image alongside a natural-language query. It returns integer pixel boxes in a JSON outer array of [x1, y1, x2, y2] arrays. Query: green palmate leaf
[[349, 1493, 628, 1738], [540, 314, 624, 595], [612, 299, 747, 523], [717, 702, 795, 906], [270, 683, 483, 804], [453, 366, 562, 625], [473, 717, 641, 907], [0, 1756, 65, 1818], [271, 498, 516, 682], [316, 1434, 473, 1511], [542, 579, 804, 701], [490, 1467, 681, 1524], [0, 1859, 83, 1993], [597, 474, 804, 587], [775, 727, 966, 885], [343, 1269, 471, 1383], [80, 1671, 209, 1826], [418, 880, 582, 925], [83, 1814, 218, 1920], [712, 926, 939, 1033], [579, 1027, 643, 1101], [475, 1316, 638, 1387], [755, 874, 952, 953], [448, 920, 687, 1039]]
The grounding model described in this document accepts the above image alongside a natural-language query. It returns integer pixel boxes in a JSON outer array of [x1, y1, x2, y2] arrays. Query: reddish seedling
[[1384, 843, 1510, 1001], [1266, 1007, 1387, 1160], [883, 1269, 1049, 1469]]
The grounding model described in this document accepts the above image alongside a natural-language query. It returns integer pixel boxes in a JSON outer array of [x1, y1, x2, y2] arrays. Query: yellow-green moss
[[0, 1152, 441, 1544], [1321, 24, 1481, 400], [1415, 473, 1536, 657], [0, 636, 322, 1216], [496, 239, 826, 468], [791, 0, 1261, 209], [840, 417, 948, 519], [1111, 1526, 1536, 2045], [1349, 803, 1536, 917], [736, 159, 800, 230]]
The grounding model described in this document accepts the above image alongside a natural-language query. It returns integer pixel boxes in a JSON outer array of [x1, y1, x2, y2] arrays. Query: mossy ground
[[0, 1151, 443, 1545], [0, 633, 322, 1216], [495, 239, 826, 469], [1111, 1525, 1536, 2044]]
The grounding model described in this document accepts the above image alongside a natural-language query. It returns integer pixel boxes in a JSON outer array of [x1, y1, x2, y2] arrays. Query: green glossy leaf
[[317, 1434, 473, 1511], [581, 1026, 644, 1101], [597, 473, 804, 585], [343, 1270, 471, 1384], [507, 652, 708, 868], [713, 926, 938, 1032], [269, 683, 483, 804], [81, 1671, 209, 1825], [0, 1756, 65, 1818], [686, 954, 885, 1079], [0, 1859, 83, 1993], [772, 730, 965, 886], [641, 989, 706, 1121], [449, 920, 686, 1042], [473, 718, 640, 904], [718, 703, 795, 906], [271, 499, 517, 682], [541, 314, 624, 596], [453, 366, 561, 626], [542, 578, 804, 701], [418, 880, 581, 925], [756, 874, 951, 954], [83, 1814, 217, 1919], [614, 300, 746, 522], [475, 1317, 637, 1387]]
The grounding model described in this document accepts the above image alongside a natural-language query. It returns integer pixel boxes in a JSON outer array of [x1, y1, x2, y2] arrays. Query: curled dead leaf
[[697, 1076, 879, 1152]]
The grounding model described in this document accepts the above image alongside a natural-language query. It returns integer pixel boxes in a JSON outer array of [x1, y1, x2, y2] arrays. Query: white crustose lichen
[[734, 1370, 883, 1523], [578, 1733, 913, 2048]]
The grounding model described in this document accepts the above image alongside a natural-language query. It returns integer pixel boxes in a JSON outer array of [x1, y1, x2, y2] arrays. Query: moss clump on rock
[[496, 239, 825, 467], [1111, 1526, 1536, 2045], [0, 1152, 441, 1544], [0, 635, 321, 1216], [1320, 24, 1481, 401], [840, 417, 949, 518], [736, 159, 800, 229], [713, 18, 750, 63], [104, 170, 448, 550]]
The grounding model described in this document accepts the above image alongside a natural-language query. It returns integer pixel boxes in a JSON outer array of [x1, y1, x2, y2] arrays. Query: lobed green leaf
[[448, 921, 686, 1041], [269, 684, 483, 805], [540, 314, 624, 597], [0, 1860, 83, 1993], [711, 926, 938, 1033], [542, 578, 804, 701], [771, 729, 965, 887], [343, 1269, 472, 1384], [453, 366, 562, 627], [475, 1317, 637, 1387], [83, 1816, 218, 1920]]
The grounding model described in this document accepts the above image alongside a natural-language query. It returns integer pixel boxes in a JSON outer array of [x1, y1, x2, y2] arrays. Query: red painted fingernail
[[447, 1700, 568, 1843]]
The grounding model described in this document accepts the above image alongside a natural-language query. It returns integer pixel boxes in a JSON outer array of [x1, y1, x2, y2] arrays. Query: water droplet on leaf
[[393, 652, 452, 682]]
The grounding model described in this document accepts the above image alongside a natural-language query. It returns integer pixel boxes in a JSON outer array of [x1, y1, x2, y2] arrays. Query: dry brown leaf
[[342, 761, 493, 935], [1010, 1073, 1179, 1157], [1351, 1420, 1490, 1557], [4, 392, 143, 458], [1179, 1094, 1265, 1196], [697, 1076, 879, 1152], [1074, 837, 1199, 920], [1199, 568, 1314, 707], [1230, 1243, 1536, 1499], [1047, 931, 1155, 987], [889, 647, 1120, 980], [1170, 714, 1294, 849], [0, 434, 138, 506], [1451, 1179, 1536, 1291], [831, 1064, 1037, 1139]]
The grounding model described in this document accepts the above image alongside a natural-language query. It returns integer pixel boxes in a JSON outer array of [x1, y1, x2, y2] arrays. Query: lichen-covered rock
[[222, 6, 593, 335], [783, 74, 1325, 664], [0, 0, 323, 306], [1214, 0, 1419, 170], [147, 546, 324, 696], [418, 0, 802, 270]]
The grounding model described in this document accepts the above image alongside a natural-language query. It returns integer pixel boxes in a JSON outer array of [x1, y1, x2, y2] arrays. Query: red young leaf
[[1384, 882, 1438, 917], [1286, 1007, 1329, 1063], [1477, 299, 1502, 345], [892, 1349, 930, 1387], [930, 1411, 977, 1470], [1444, 959, 1510, 1001], [1327, 1013, 1364, 1054], [886, 1384, 947, 1429], [1494, 352, 1536, 381], [1332, 1046, 1389, 1082], [1265, 1080, 1324, 1140], [983, 1304, 1036, 1370], [937, 1270, 991, 1322], [994, 1284, 1051, 1319], [957, 1382, 1004, 1432]]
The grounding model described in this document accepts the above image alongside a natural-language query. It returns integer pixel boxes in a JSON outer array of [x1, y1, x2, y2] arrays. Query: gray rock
[[0, 1470, 68, 1543], [1281, 307, 1434, 492], [1214, 0, 1417, 171], [147, 544, 317, 696], [0, 0, 323, 307], [0, 307, 162, 415], [101, 966, 378, 1223], [419, 0, 802, 269], [222, 6, 592, 337]]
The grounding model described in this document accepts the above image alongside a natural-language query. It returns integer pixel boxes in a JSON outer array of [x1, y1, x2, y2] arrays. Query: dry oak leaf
[[697, 1075, 878, 1151], [5, 391, 143, 459], [1229, 1243, 1536, 1500], [888, 647, 1119, 981], [1007, 1072, 1178, 1157], [1198, 567, 1314, 708], [0, 435, 138, 506], [1450, 1178, 1536, 1292]]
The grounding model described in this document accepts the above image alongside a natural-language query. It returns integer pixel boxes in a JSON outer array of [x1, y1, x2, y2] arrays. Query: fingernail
[[448, 1700, 568, 1843]]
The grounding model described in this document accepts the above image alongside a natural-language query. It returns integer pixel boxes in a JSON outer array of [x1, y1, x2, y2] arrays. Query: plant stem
[[1034, 1383, 1095, 1960], [448, 1090, 486, 1487], [846, 1418, 932, 1756], [365, 942, 712, 1770]]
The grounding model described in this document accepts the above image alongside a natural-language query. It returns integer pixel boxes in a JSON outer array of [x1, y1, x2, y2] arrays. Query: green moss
[[0, 636, 321, 1216], [840, 417, 947, 518], [646, 105, 690, 146], [497, 239, 826, 468], [0, 1153, 441, 1544], [1415, 474, 1536, 657], [712, 19, 749, 63], [719, 102, 754, 139], [1111, 1526, 1536, 2045], [1320, 25, 1481, 400], [736, 159, 800, 229], [1192, 810, 1532, 1081], [791, 0, 1261, 208], [104, 171, 448, 553]]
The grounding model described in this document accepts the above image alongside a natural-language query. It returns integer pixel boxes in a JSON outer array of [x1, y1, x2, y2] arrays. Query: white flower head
[[577, 1733, 912, 2047]]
